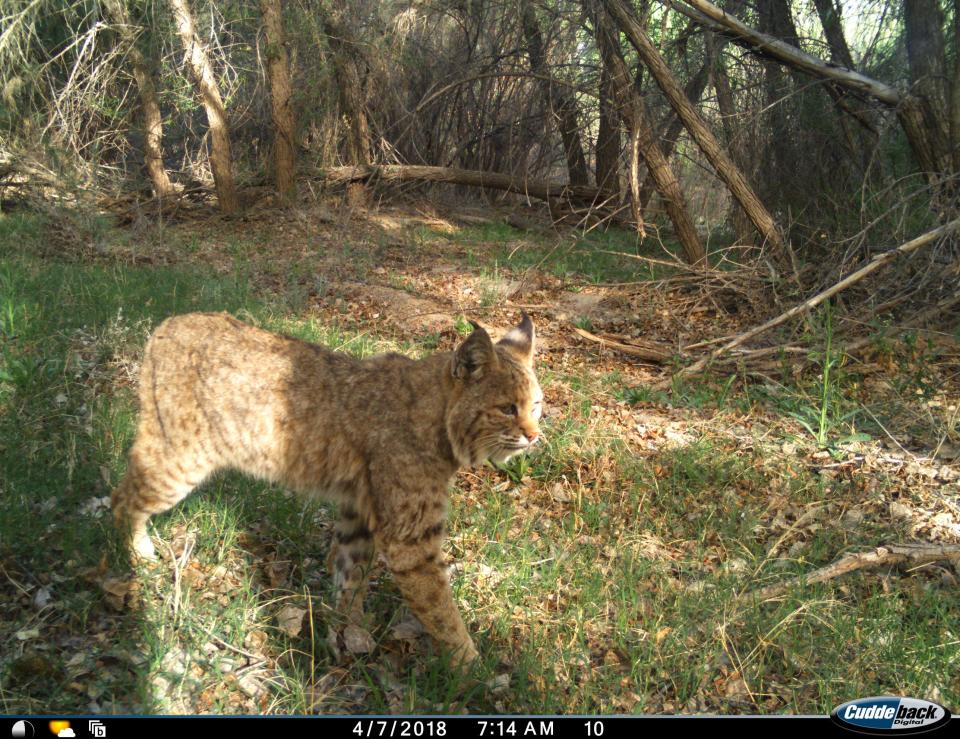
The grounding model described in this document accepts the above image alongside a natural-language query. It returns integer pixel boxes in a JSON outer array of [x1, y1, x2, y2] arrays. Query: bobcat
[[111, 312, 542, 666]]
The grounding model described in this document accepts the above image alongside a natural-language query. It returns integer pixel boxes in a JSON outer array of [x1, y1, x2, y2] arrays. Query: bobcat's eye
[[500, 404, 518, 416]]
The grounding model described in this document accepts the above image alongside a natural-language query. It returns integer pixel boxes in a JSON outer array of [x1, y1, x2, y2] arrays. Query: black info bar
[[9, 715, 959, 739]]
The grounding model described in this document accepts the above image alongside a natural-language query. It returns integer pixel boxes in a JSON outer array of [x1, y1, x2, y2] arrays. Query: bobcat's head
[[447, 314, 543, 467]]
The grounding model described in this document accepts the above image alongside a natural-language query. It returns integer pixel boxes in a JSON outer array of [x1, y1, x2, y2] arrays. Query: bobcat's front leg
[[381, 538, 478, 667]]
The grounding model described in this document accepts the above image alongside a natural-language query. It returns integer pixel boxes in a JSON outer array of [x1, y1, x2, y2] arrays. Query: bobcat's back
[[134, 312, 370, 494]]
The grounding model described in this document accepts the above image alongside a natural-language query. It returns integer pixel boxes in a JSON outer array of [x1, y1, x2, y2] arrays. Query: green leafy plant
[[788, 301, 861, 449], [454, 315, 473, 336], [497, 450, 531, 483]]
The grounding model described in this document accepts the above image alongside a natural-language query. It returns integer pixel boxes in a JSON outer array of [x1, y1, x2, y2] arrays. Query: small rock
[[33, 586, 53, 609], [889, 501, 913, 520], [391, 615, 426, 641], [245, 630, 268, 650], [486, 674, 510, 695], [842, 509, 865, 529], [549, 483, 571, 503], [238, 673, 264, 698], [937, 466, 957, 482]]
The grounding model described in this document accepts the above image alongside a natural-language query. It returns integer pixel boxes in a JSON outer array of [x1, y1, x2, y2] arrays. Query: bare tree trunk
[[520, 0, 590, 187], [952, 0, 960, 173], [810, 0, 877, 172], [904, 0, 953, 178], [259, 0, 296, 204], [168, 0, 239, 214], [708, 32, 754, 245], [603, 0, 783, 254], [320, 164, 605, 203], [595, 6, 705, 264], [321, 3, 372, 167], [103, 0, 175, 198], [596, 62, 621, 196], [757, 0, 800, 207], [902, 0, 959, 213]]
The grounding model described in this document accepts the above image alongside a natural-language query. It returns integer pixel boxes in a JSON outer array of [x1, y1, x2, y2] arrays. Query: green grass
[[1, 212, 957, 715], [413, 220, 689, 285]]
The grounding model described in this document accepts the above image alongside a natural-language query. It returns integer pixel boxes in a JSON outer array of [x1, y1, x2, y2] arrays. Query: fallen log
[[318, 164, 608, 207]]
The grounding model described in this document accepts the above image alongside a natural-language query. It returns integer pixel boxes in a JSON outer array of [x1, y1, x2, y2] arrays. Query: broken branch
[[743, 543, 960, 603], [572, 326, 673, 363]]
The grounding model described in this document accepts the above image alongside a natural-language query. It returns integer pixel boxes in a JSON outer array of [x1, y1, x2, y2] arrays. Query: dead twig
[[572, 325, 672, 363], [595, 248, 696, 273], [743, 543, 960, 604], [842, 289, 960, 356]]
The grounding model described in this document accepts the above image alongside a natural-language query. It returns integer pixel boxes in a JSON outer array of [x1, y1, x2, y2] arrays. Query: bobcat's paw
[[449, 639, 479, 668], [130, 533, 157, 561]]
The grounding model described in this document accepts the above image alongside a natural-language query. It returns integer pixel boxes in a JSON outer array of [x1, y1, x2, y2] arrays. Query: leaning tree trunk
[[520, 0, 590, 187], [259, 0, 297, 204], [952, 0, 960, 173], [757, 0, 801, 209], [811, 0, 854, 70], [810, 0, 877, 172], [603, 0, 784, 255], [103, 0, 175, 198], [595, 6, 705, 264], [904, 0, 956, 210], [168, 0, 239, 214]]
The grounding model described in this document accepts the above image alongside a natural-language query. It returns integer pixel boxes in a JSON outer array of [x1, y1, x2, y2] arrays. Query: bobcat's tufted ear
[[498, 312, 535, 366], [453, 321, 497, 380]]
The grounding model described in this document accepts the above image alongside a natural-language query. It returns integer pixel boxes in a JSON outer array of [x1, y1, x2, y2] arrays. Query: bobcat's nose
[[524, 429, 539, 445]]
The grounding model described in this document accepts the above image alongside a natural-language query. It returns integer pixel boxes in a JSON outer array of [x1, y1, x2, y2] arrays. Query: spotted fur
[[111, 312, 542, 666]]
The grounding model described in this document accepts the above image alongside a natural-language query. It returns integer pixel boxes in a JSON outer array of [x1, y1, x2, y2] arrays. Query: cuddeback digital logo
[[831, 696, 952, 734]]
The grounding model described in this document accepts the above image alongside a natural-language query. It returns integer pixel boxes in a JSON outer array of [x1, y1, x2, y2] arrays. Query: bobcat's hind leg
[[111, 446, 205, 561], [327, 502, 375, 621]]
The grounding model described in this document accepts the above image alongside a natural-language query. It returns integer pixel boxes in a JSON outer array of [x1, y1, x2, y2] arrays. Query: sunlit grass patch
[[259, 313, 390, 358]]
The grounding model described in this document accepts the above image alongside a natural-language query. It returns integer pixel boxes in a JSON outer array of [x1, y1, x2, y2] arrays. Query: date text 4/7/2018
[[353, 720, 448, 737]]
